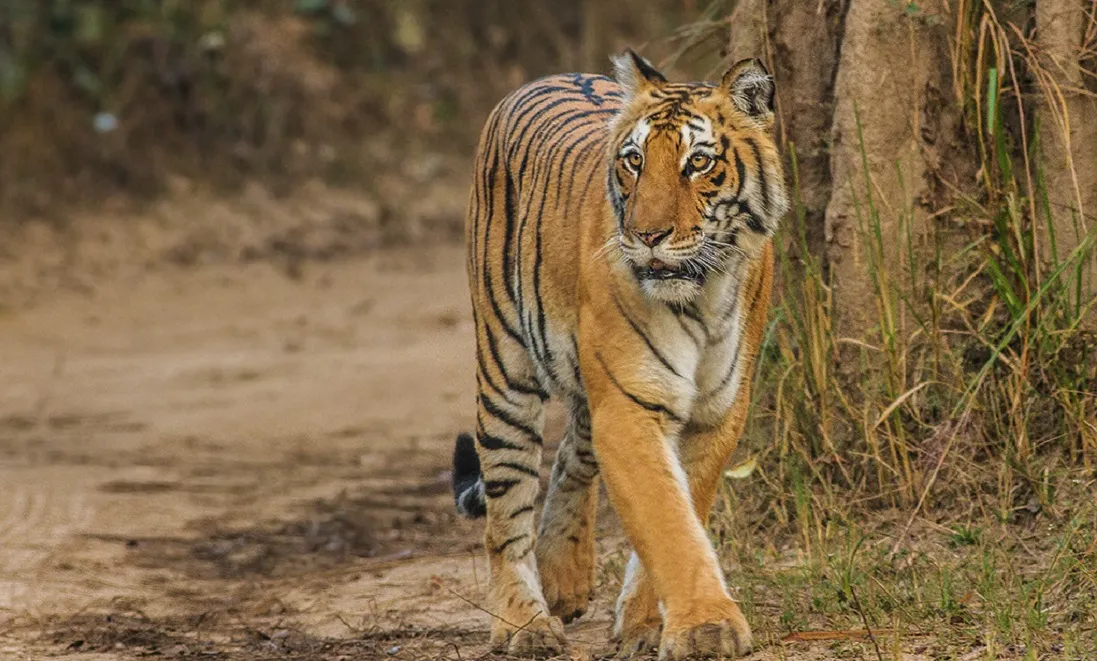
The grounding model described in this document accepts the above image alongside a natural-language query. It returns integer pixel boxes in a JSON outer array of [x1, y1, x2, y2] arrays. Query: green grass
[[713, 479, 1097, 658]]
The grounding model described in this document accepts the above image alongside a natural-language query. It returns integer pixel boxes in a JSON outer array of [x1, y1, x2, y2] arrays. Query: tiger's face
[[606, 51, 787, 304]]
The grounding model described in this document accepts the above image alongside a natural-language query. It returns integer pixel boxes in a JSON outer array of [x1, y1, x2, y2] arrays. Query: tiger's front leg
[[613, 396, 755, 658], [587, 362, 751, 660]]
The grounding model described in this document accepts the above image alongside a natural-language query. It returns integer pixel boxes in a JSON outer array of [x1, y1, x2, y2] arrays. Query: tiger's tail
[[452, 433, 486, 518]]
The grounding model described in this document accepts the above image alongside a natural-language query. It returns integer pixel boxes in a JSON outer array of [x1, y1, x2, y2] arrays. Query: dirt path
[[0, 246, 514, 658], [0, 244, 899, 660]]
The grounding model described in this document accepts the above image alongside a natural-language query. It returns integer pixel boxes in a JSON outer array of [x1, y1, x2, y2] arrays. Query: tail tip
[[452, 432, 486, 518]]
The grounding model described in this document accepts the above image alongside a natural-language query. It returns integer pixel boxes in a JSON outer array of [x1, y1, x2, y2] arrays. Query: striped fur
[[453, 50, 787, 659]]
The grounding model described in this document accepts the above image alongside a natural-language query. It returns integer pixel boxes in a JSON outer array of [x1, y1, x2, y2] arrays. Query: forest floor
[[0, 202, 1087, 661]]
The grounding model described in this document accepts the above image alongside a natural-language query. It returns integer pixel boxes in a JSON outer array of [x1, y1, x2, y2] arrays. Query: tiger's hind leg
[[536, 401, 600, 622], [456, 351, 565, 655]]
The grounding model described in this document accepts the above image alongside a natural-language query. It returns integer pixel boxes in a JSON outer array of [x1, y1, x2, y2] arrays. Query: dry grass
[[701, 1, 1097, 656]]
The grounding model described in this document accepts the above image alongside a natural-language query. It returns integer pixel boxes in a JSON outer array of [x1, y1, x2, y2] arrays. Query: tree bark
[[767, 0, 846, 265], [728, 0, 846, 305], [821, 0, 953, 344], [1036, 0, 1097, 322]]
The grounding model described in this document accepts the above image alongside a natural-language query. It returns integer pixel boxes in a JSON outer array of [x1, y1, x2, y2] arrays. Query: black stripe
[[503, 84, 576, 149], [611, 288, 685, 380], [676, 301, 703, 324], [531, 150, 556, 385], [733, 146, 746, 199], [746, 263, 769, 313], [483, 323, 547, 400], [509, 505, 535, 519], [594, 353, 683, 424], [507, 95, 579, 162], [673, 311, 704, 348], [575, 450, 599, 468], [745, 137, 771, 215], [559, 465, 596, 487], [557, 113, 614, 205], [609, 169, 627, 227], [716, 291, 741, 333], [569, 335, 584, 394], [476, 344, 523, 409], [493, 533, 529, 555], [740, 202, 768, 234], [502, 166, 519, 304], [481, 394, 542, 444], [480, 147, 527, 345], [484, 479, 521, 498], [494, 461, 540, 478], [477, 430, 523, 451], [700, 362, 738, 403], [573, 411, 592, 439]]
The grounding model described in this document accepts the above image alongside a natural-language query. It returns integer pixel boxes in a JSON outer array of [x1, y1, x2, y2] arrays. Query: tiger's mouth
[[631, 258, 708, 285]]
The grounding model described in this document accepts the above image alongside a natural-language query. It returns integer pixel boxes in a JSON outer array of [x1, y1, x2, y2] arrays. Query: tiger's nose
[[634, 228, 673, 247]]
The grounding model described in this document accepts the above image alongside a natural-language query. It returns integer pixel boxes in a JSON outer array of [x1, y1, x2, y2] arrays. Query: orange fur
[[454, 49, 787, 659]]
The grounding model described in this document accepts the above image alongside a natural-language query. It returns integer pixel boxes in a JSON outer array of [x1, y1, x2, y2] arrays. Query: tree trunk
[[728, 0, 846, 309], [731, 0, 1095, 338], [821, 0, 954, 344], [767, 0, 846, 266], [730, 2, 960, 344], [1036, 0, 1097, 322]]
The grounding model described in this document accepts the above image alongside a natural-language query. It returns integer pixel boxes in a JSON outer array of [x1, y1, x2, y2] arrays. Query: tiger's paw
[[489, 610, 566, 657], [612, 568, 662, 657], [658, 603, 752, 660], [614, 619, 662, 658], [536, 538, 595, 623]]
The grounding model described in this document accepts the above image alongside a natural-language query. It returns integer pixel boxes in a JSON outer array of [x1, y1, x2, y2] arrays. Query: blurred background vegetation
[[0, 0, 718, 215]]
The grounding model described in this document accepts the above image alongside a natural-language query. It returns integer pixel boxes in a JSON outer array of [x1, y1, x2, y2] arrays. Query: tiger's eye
[[626, 152, 643, 170], [690, 153, 712, 171]]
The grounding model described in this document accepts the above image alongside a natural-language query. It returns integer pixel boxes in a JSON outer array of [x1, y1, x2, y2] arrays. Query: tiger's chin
[[640, 278, 704, 304], [629, 258, 709, 303]]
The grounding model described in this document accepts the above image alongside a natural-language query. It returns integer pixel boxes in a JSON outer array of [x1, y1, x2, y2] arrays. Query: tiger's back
[[465, 73, 625, 400]]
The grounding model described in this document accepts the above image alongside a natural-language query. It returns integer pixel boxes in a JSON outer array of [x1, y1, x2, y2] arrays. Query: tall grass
[[739, 0, 1096, 532], [710, 1, 1097, 654]]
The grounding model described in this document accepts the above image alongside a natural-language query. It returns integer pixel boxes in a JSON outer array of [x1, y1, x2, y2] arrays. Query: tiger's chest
[[634, 287, 749, 429], [525, 260, 752, 429]]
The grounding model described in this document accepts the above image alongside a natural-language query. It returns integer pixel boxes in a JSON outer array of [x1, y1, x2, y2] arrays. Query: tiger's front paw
[[490, 610, 566, 657], [659, 601, 752, 660], [536, 537, 595, 622], [613, 575, 662, 657], [614, 619, 662, 658]]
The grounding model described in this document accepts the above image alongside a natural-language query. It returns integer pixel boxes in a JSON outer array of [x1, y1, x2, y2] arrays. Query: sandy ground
[[0, 244, 619, 661], [0, 242, 921, 660]]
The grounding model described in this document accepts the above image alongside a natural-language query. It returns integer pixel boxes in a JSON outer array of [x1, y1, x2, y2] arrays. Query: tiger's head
[[606, 49, 788, 304]]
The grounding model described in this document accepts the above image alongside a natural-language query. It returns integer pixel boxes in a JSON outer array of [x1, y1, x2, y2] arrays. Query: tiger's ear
[[611, 48, 667, 96], [721, 58, 774, 119]]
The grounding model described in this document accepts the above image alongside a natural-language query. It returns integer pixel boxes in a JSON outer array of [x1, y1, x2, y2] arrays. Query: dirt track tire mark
[[0, 478, 91, 610]]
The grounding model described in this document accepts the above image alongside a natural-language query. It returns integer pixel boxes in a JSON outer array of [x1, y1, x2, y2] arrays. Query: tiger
[[450, 48, 787, 659]]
